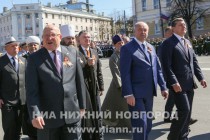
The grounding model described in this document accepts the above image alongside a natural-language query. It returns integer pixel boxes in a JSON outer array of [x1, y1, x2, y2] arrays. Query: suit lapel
[[61, 46, 73, 77], [4, 55, 17, 72], [133, 40, 151, 65], [18, 57, 24, 75], [172, 35, 189, 62], [40, 48, 61, 79]]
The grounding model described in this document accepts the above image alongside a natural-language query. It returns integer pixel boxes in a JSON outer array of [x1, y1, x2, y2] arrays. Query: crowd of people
[[0, 17, 208, 140]]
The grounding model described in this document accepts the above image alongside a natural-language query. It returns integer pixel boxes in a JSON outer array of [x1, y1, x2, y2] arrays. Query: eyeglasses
[[43, 33, 60, 38]]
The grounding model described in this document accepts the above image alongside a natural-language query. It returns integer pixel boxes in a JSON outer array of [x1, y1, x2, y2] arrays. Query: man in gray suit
[[161, 18, 207, 140], [0, 37, 26, 140], [26, 24, 86, 140]]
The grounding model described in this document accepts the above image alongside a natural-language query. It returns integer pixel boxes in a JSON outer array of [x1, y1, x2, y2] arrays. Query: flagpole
[[159, 0, 164, 37]]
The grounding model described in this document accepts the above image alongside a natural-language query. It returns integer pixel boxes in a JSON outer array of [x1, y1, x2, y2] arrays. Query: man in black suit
[[161, 18, 207, 140], [22, 35, 41, 140], [26, 24, 86, 140], [0, 37, 26, 140], [78, 30, 104, 140]]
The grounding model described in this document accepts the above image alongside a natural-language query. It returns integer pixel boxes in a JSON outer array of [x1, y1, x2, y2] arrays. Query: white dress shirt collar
[[134, 37, 146, 46], [81, 46, 90, 56], [174, 33, 185, 42]]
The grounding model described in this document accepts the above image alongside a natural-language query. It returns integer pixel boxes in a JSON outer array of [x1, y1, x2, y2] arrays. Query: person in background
[[22, 36, 40, 59], [21, 35, 41, 140], [26, 24, 86, 140], [102, 34, 131, 129], [60, 24, 76, 47], [78, 30, 104, 140], [0, 36, 26, 140], [18, 42, 28, 56], [161, 18, 207, 140], [122, 36, 130, 44], [120, 22, 168, 140]]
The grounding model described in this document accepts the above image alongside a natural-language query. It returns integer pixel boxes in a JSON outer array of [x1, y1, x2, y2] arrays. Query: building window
[[35, 13, 39, 18], [81, 26, 83, 30], [155, 20, 160, 34], [90, 27, 93, 31], [86, 27, 88, 30], [76, 26, 78, 30], [196, 17, 204, 30], [142, 0, 146, 11], [86, 18, 88, 22], [52, 14, 54, 19], [153, 0, 159, 9], [45, 13, 48, 18], [166, 0, 171, 7], [75, 17, 77, 21], [81, 18, 82, 22], [26, 14, 31, 19]]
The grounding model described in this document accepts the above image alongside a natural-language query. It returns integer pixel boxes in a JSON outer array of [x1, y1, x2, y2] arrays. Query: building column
[[38, 13, 43, 38], [32, 13, 36, 35], [11, 12, 18, 40], [21, 13, 25, 40]]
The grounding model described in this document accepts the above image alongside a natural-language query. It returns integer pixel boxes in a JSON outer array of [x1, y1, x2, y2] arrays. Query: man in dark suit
[[26, 24, 86, 140], [120, 22, 168, 140], [22, 35, 41, 140], [78, 30, 104, 140], [0, 36, 26, 140], [161, 18, 207, 140]]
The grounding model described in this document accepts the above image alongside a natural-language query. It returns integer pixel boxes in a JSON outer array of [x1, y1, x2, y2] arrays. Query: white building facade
[[0, 3, 112, 48], [132, 0, 210, 38]]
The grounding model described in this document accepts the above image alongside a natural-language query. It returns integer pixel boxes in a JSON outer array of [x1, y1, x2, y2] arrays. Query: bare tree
[[168, 0, 210, 38]]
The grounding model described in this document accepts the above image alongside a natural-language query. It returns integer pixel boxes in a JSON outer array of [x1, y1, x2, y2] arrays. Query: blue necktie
[[142, 44, 150, 62], [11, 57, 16, 68]]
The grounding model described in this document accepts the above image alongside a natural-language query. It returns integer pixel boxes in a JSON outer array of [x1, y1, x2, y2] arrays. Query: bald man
[[120, 22, 168, 140]]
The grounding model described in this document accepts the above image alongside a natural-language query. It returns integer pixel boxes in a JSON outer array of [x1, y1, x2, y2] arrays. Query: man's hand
[[172, 83, 182, 93], [161, 90, 168, 100], [0, 99, 4, 109], [87, 58, 95, 66], [32, 116, 45, 129], [200, 80, 207, 88], [80, 109, 86, 118], [126, 95, 135, 106]]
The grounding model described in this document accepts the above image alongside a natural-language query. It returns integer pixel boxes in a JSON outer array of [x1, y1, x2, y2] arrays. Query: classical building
[[0, 0, 112, 49], [132, 0, 210, 38]]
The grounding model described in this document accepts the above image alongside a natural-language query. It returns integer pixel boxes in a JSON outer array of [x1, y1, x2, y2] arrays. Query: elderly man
[[26, 24, 86, 140], [22, 36, 41, 59], [0, 36, 26, 140], [60, 24, 76, 47], [22, 35, 41, 140], [120, 22, 168, 140]]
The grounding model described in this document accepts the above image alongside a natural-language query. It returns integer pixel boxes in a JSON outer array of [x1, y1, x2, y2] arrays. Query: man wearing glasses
[[26, 24, 86, 140]]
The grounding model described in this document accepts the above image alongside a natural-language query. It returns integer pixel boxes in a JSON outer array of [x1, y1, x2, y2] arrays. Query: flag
[[160, 13, 169, 20]]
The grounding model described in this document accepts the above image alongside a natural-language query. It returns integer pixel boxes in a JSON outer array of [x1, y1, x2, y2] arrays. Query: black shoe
[[189, 118, 198, 125], [164, 119, 171, 123]]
